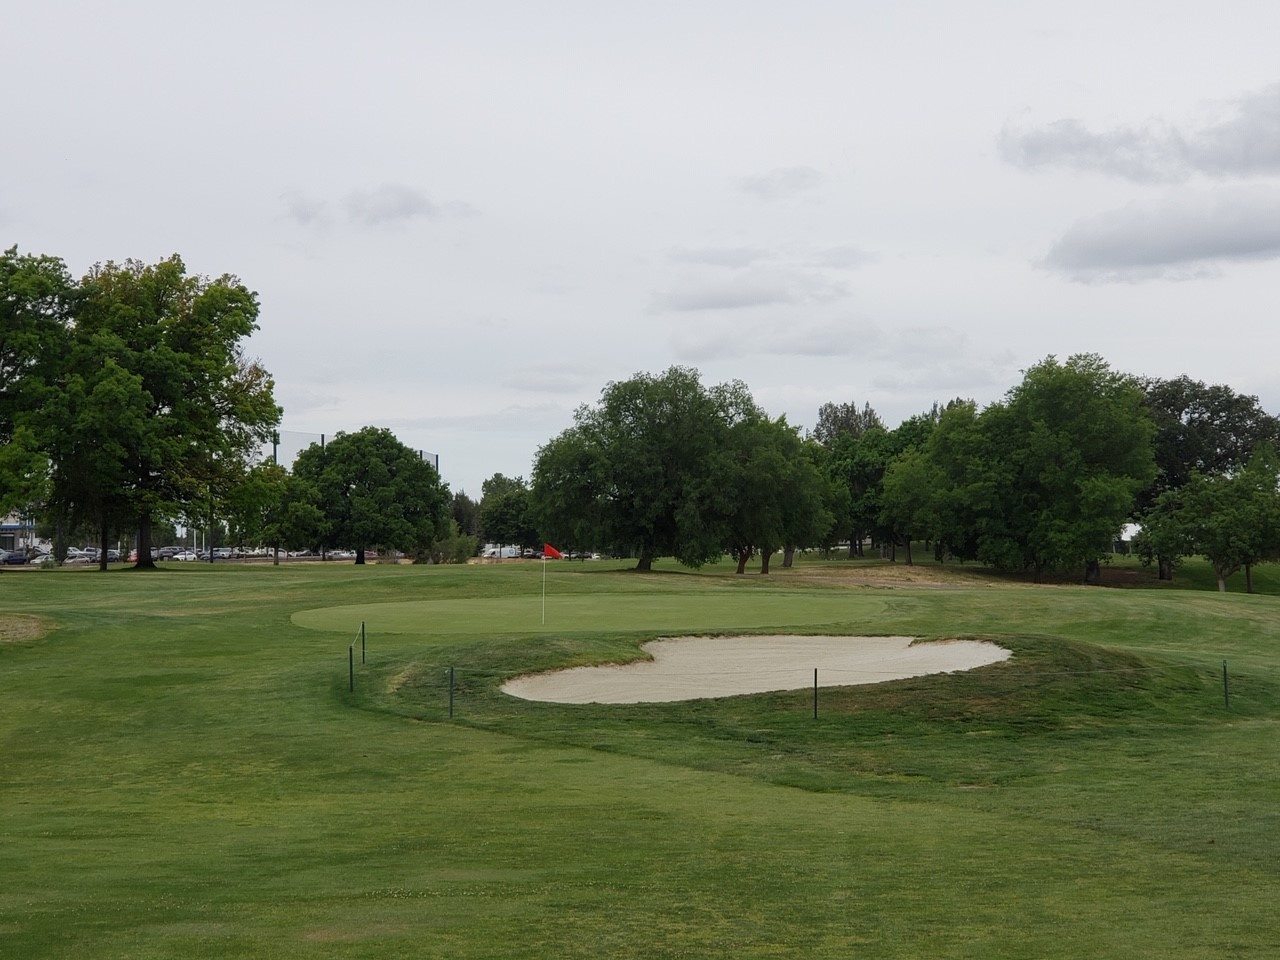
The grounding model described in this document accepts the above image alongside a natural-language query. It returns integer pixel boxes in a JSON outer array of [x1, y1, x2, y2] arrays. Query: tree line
[[7, 244, 1280, 582], [520, 359, 1280, 588]]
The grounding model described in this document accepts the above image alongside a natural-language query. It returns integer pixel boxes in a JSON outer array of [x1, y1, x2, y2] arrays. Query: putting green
[[291, 591, 889, 637]]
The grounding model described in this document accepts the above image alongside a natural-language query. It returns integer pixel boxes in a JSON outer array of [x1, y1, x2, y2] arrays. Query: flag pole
[[541, 554, 546, 625]]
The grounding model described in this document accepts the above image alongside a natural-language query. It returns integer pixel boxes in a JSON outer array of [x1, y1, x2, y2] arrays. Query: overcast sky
[[7, 2, 1280, 496]]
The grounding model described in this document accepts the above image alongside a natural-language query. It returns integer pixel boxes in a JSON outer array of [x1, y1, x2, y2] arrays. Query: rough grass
[[3, 556, 1280, 958]]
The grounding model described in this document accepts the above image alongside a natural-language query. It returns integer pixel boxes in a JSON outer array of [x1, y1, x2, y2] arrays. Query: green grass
[[3, 556, 1280, 958]]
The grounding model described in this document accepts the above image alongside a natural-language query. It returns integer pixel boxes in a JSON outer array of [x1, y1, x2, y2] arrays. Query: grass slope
[[2, 557, 1278, 958]]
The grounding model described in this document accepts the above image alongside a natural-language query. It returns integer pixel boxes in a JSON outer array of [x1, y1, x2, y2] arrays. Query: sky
[[6, 1, 1280, 497]]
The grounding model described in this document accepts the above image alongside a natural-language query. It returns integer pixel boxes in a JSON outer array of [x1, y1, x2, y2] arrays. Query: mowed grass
[[2, 556, 1279, 959]]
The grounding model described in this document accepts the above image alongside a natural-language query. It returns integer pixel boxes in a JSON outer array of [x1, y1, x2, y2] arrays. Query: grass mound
[[377, 634, 1251, 793]]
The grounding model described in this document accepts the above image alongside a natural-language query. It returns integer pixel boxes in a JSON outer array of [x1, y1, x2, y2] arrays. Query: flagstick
[[541, 556, 546, 625]]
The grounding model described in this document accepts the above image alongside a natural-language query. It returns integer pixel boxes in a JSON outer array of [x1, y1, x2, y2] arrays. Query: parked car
[[172, 551, 200, 562], [0, 550, 30, 565]]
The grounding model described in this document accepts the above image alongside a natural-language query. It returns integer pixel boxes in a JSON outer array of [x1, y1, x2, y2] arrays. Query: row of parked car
[[1, 545, 393, 565]]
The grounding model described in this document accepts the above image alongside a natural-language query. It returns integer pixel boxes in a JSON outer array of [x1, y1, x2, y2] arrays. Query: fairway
[[4, 558, 1280, 959]]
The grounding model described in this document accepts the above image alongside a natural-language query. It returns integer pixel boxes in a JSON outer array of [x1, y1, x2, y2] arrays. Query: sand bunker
[[502, 635, 1010, 704]]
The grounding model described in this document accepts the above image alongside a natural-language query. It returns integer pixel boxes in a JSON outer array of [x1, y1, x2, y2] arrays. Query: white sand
[[501, 635, 1011, 704]]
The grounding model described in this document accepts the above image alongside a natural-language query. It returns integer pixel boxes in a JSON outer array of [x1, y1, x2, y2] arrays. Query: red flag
[[543, 543, 563, 559]]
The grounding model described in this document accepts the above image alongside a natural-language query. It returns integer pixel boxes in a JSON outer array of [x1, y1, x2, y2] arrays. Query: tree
[[291, 427, 450, 564], [916, 400, 992, 564], [527, 426, 605, 555], [775, 437, 838, 570], [1139, 446, 1280, 592], [531, 367, 742, 570], [224, 461, 293, 564], [0, 247, 72, 516], [811, 400, 883, 448], [827, 426, 895, 558], [976, 355, 1156, 580], [426, 517, 479, 564], [451, 490, 481, 540], [880, 448, 936, 566], [711, 410, 790, 575], [59, 256, 280, 569], [1138, 376, 1280, 579], [479, 476, 538, 551], [874, 409, 942, 564]]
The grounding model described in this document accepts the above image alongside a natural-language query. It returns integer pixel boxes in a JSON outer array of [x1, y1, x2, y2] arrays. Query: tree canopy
[[1138, 445, 1280, 592], [873, 356, 1157, 580], [531, 367, 833, 571], [2, 248, 280, 567], [291, 427, 450, 564]]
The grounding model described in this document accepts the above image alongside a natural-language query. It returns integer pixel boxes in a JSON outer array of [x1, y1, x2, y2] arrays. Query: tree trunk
[[1157, 556, 1174, 581], [734, 547, 751, 575], [846, 532, 857, 560], [636, 554, 653, 572], [355, 546, 366, 565], [1245, 563, 1254, 594], [134, 512, 157, 569], [273, 545, 280, 567], [760, 548, 772, 575], [99, 515, 110, 571], [1217, 573, 1227, 592], [903, 538, 913, 566], [782, 546, 795, 568], [1084, 559, 1101, 584]]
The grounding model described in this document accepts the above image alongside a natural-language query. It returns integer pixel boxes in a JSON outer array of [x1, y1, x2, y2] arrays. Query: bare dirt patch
[[503, 635, 1011, 704], [0, 614, 54, 644]]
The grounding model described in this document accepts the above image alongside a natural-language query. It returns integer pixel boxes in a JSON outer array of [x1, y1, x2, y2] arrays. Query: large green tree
[[62, 255, 280, 568], [976, 355, 1156, 580], [478, 474, 538, 551], [531, 367, 744, 571], [1138, 376, 1280, 579], [775, 437, 839, 570], [291, 427, 450, 564], [902, 399, 987, 564], [1138, 445, 1280, 592], [0, 247, 73, 517], [827, 425, 896, 558]]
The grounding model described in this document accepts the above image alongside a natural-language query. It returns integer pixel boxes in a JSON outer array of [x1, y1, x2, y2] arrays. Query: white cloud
[[652, 279, 797, 312], [280, 192, 329, 228], [1000, 83, 1280, 182], [999, 117, 1188, 183], [739, 166, 825, 200], [1041, 188, 1280, 282], [345, 184, 442, 226], [282, 184, 475, 230]]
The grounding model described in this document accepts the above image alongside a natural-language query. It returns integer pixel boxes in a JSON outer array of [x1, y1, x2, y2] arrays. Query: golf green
[[291, 590, 891, 636]]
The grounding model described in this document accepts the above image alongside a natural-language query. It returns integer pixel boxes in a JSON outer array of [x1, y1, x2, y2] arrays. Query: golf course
[[3, 556, 1278, 958]]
